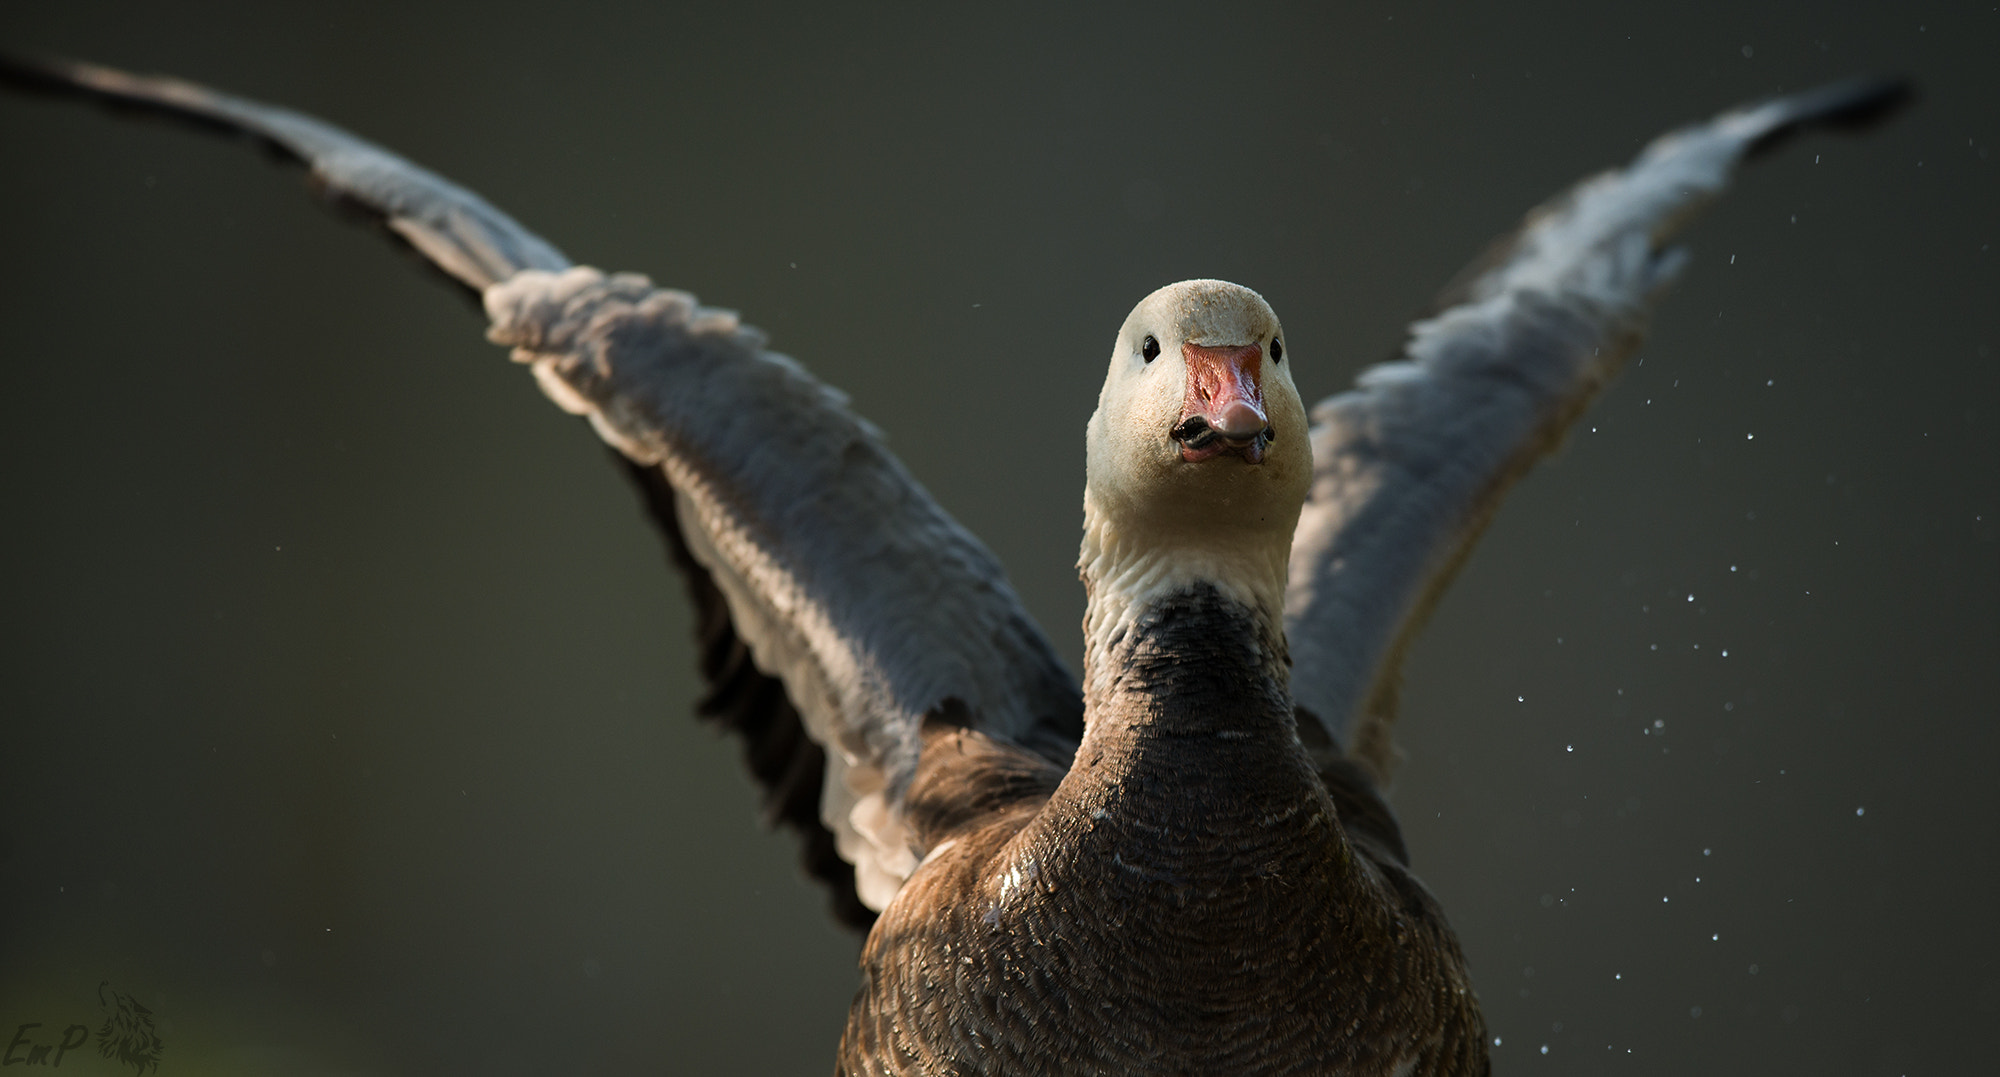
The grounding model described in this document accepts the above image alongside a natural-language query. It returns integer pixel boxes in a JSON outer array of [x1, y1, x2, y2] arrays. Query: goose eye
[[1142, 335, 1160, 363], [1271, 337, 1284, 363]]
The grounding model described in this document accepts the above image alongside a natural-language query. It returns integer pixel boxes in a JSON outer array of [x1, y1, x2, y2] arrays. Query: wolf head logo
[[95, 982, 164, 1076]]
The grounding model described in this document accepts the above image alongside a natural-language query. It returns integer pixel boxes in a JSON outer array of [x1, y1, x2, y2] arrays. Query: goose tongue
[[1174, 342, 1270, 462]]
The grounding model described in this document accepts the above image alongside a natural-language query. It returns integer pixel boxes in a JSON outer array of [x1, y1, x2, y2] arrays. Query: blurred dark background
[[1, 2, 1992, 1074]]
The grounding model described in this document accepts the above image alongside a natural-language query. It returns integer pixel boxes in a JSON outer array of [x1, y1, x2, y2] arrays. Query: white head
[[1080, 280, 1313, 683]]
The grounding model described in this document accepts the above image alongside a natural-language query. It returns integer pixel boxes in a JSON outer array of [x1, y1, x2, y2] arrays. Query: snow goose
[[0, 55, 1905, 1075]]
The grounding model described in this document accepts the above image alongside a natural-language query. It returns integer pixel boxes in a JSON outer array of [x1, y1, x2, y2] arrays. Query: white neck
[[1077, 487, 1294, 707]]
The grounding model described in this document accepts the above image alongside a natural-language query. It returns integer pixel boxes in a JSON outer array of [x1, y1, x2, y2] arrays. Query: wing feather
[[484, 268, 1084, 908], [1285, 78, 1910, 784], [621, 457, 877, 930], [4, 53, 1085, 917], [0, 54, 566, 292]]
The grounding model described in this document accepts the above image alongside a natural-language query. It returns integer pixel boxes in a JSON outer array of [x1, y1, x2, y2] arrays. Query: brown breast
[[838, 586, 1489, 1076]]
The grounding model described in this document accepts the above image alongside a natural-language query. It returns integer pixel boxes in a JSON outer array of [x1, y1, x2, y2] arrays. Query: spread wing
[[1284, 78, 1909, 785], [2, 54, 1085, 926]]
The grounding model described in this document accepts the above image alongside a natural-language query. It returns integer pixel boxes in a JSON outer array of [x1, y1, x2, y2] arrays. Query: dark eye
[[1271, 337, 1284, 363], [1142, 335, 1160, 363]]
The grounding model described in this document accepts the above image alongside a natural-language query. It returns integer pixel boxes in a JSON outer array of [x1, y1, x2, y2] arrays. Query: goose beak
[[1173, 342, 1272, 463]]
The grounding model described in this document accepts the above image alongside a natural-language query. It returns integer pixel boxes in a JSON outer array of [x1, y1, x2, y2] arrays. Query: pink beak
[[1175, 342, 1270, 463]]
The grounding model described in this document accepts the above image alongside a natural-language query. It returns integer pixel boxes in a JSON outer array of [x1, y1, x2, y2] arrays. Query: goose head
[[1080, 280, 1312, 677]]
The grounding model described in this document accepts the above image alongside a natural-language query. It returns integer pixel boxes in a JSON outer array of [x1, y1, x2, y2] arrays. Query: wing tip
[[1746, 75, 1916, 159], [0, 50, 306, 165], [0, 50, 86, 92]]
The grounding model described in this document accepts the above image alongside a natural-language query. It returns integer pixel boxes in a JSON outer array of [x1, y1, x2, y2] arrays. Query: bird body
[[851, 588, 1481, 1076], [0, 54, 1906, 1076]]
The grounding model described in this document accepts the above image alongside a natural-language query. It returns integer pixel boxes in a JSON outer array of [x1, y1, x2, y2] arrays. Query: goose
[[0, 55, 1906, 1075]]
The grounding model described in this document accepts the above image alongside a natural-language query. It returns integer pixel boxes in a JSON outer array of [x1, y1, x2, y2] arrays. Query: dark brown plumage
[[844, 587, 1483, 1075]]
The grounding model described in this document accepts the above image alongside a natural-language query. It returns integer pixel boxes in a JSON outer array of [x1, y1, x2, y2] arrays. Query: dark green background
[[2, 2, 1993, 1074]]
